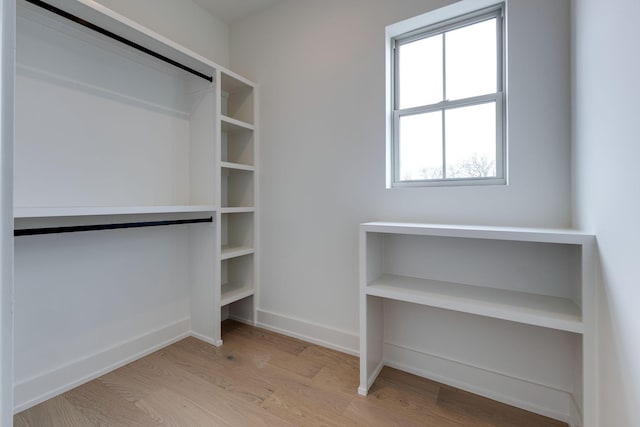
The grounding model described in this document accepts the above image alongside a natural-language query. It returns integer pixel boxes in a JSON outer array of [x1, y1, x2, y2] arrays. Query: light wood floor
[[15, 321, 567, 426]]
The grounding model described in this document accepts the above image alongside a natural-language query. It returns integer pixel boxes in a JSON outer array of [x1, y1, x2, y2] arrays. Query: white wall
[[94, 0, 230, 66], [0, 0, 14, 424], [572, 0, 640, 425], [230, 0, 572, 345]]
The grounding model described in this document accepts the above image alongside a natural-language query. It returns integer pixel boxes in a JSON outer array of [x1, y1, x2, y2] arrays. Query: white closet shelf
[[221, 283, 255, 307], [220, 245, 255, 260], [222, 205, 255, 211], [220, 207, 256, 214], [14, 205, 217, 218], [367, 274, 583, 333], [221, 162, 255, 172], [221, 115, 254, 132]]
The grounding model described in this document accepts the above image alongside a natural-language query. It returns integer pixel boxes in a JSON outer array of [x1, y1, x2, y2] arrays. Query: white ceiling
[[192, 0, 284, 24]]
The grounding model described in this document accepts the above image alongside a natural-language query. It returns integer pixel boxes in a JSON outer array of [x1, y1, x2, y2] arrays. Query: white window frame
[[386, 1, 506, 188]]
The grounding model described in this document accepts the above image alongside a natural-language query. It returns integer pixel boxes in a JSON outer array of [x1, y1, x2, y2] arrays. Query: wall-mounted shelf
[[14, 205, 217, 218]]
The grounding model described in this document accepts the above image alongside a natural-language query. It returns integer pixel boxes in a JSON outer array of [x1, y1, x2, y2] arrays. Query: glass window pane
[[445, 102, 496, 178], [445, 18, 497, 100], [399, 111, 443, 181], [398, 34, 443, 109]]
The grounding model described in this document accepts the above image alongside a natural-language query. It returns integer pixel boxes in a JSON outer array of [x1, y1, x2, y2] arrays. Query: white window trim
[[385, 0, 507, 188]]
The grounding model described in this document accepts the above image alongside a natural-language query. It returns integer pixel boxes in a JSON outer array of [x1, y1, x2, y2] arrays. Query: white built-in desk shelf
[[359, 221, 596, 427], [367, 274, 582, 333], [14, 205, 217, 218], [361, 222, 594, 245]]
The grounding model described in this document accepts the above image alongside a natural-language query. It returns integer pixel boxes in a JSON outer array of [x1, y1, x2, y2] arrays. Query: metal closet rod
[[24, 0, 214, 83], [14, 217, 213, 236]]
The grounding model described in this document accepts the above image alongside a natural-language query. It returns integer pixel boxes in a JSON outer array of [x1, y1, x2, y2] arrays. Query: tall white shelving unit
[[12, 0, 257, 411], [217, 69, 258, 337], [359, 222, 596, 427]]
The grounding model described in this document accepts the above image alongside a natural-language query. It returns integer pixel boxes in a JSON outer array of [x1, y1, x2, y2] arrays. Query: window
[[388, 4, 505, 187]]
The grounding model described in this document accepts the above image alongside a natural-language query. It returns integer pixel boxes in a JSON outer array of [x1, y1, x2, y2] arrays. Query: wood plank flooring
[[15, 321, 568, 426]]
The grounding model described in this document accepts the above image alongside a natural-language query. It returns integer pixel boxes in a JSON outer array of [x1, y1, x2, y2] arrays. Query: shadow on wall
[[598, 265, 635, 426]]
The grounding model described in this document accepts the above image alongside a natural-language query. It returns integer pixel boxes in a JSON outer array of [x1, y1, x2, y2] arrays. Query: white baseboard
[[190, 331, 223, 347], [13, 317, 191, 413], [256, 309, 359, 356], [569, 393, 583, 427], [384, 341, 572, 424]]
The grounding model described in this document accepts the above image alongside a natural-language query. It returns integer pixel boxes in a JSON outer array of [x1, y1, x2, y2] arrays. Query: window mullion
[[496, 12, 503, 93], [393, 110, 401, 184], [495, 95, 504, 180], [393, 39, 400, 109], [397, 93, 499, 117], [441, 109, 446, 179], [442, 32, 447, 179], [442, 32, 447, 102]]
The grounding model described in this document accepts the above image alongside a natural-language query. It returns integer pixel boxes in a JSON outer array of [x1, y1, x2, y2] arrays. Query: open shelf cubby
[[221, 254, 255, 307], [221, 124, 254, 167], [221, 168, 254, 208], [221, 72, 254, 125], [221, 211, 254, 254]]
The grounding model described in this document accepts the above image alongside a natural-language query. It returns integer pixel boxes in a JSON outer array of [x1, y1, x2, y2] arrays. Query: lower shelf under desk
[[366, 274, 582, 334]]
